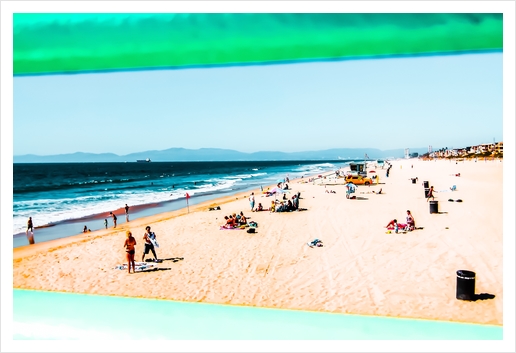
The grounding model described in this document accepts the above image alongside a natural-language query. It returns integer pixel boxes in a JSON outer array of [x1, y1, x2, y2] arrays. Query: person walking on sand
[[104, 219, 108, 229], [142, 226, 158, 262], [426, 186, 436, 202], [125, 204, 130, 222], [249, 192, 255, 212], [124, 230, 137, 274], [110, 212, 117, 228], [26, 216, 35, 244]]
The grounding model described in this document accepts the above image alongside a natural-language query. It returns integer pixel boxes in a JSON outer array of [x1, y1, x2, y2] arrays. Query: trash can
[[411, 178, 417, 184], [429, 200, 438, 214], [423, 181, 429, 188], [424, 188, 430, 198], [456, 270, 475, 300]]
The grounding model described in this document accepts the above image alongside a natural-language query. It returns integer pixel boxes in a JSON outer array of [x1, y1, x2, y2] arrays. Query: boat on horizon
[[136, 158, 151, 163]]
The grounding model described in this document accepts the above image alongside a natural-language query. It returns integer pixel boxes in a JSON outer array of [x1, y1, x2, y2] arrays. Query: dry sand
[[13, 158, 503, 325]]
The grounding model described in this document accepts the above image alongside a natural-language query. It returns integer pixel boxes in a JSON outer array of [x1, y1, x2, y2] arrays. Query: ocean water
[[13, 160, 350, 237]]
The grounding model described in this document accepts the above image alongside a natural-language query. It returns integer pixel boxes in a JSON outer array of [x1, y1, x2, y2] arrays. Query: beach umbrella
[[270, 187, 281, 194]]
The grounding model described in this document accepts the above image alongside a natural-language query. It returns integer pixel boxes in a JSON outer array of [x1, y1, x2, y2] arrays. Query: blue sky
[[13, 52, 503, 156]]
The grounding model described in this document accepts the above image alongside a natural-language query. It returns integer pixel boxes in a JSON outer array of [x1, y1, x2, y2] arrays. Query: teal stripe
[[13, 289, 502, 340], [13, 13, 503, 76]]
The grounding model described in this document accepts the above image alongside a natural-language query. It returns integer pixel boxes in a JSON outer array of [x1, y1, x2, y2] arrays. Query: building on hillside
[[495, 141, 503, 153]]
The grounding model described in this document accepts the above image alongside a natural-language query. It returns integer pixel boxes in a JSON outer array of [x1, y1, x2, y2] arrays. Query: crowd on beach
[[23, 162, 463, 272]]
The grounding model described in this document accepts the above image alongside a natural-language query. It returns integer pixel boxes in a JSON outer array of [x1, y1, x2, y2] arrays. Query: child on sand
[[426, 186, 436, 202]]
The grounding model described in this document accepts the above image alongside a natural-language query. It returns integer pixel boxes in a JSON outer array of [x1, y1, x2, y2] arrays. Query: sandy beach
[[13, 158, 503, 325]]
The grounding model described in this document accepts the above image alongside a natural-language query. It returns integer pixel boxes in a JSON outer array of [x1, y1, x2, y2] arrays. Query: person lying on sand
[[386, 219, 398, 229]]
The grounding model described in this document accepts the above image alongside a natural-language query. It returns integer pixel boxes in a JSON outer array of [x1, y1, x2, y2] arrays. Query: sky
[[13, 52, 503, 156]]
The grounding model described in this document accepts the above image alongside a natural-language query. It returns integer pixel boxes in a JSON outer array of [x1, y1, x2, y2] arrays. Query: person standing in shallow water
[[26, 216, 33, 234], [26, 216, 35, 244], [124, 230, 137, 274], [125, 204, 130, 222], [104, 219, 108, 229], [110, 212, 117, 228]]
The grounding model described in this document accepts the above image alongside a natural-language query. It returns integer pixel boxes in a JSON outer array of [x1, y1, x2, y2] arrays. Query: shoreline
[[13, 162, 349, 248], [13, 158, 503, 325], [13, 169, 338, 256]]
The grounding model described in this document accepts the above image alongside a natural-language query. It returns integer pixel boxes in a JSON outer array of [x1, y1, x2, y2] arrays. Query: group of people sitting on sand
[[222, 211, 248, 228], [270, 193, 302, 212], [385, 210, 416, 233], [221, 211, 258, 229]]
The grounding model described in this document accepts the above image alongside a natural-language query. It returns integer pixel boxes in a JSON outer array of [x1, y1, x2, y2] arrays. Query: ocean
[[13, 160, 351, 247]]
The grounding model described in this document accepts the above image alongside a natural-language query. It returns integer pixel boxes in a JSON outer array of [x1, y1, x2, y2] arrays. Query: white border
[[2, 1, 514, 352]]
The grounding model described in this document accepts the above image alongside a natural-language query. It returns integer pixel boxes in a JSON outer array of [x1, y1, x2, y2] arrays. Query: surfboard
[[149, 233, 160, 248]]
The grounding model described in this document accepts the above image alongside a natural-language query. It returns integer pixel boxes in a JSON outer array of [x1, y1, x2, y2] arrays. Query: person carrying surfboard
[[142, 226, 159, 262]]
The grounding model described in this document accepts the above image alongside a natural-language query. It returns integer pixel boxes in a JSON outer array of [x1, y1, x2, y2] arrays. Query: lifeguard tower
[[349, 162, 367, 176]]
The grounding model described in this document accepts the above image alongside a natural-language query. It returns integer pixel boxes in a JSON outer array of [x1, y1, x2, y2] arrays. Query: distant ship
[[136, 158, 151, 163]]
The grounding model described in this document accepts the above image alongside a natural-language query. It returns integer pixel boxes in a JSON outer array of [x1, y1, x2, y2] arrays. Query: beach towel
[[220, 226, 243, 230], [307, 238, 323, 247], [114, 262, 157, 272], [387, 223, 407, 230]]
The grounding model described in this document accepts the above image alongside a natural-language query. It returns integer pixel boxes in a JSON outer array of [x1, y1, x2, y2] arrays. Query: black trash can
[[456, 270, 475, 300], [423, 181, 429, 188], [429, 200, 438, 214], [424, 188, 430, 198], [411, 178, 417, 184]]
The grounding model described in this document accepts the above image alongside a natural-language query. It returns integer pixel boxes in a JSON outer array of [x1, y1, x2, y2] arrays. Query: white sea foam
[[13, 163, 341, 234]]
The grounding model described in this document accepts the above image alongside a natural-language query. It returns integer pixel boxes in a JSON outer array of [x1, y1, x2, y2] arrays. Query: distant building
[[404, 148, 410, 159], [496, 141, 503, 154]]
